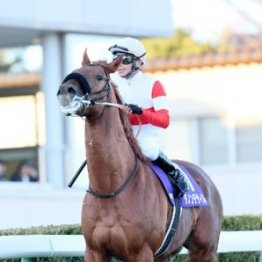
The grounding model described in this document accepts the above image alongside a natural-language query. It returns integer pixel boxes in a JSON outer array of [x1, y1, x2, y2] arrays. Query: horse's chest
[[89, 216, 133, 251], [84, 205, 140, 249], [82, 197, 157, 254]]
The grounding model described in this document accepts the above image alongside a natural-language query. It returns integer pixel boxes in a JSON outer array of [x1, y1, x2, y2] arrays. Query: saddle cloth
[[150, 162, 208, 208]]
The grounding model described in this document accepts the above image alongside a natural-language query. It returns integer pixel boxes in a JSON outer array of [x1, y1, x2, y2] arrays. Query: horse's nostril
[[68, 87, 76, 95]]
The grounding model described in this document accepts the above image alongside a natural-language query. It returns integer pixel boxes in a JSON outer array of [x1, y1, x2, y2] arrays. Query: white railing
[[0, 231, 262, 259]]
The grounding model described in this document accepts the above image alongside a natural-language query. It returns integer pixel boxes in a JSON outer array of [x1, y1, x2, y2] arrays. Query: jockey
[[109, 37, 189, 197]]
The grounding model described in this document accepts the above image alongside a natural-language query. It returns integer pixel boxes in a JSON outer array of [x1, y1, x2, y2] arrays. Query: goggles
[[113, 54, 136, 65]]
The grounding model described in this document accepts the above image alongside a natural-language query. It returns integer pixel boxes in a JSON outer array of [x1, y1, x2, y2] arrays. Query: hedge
[[0, 215, 262, 262]]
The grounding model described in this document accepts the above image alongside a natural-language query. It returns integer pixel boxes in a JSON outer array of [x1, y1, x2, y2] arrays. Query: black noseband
[[62, 72, 91, 94]]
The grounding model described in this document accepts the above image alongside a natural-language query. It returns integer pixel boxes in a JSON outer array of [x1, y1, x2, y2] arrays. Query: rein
[[86, 156, 139, 199]]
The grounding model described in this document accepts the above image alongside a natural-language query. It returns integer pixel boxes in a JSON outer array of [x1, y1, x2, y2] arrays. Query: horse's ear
[[82, 48, 91, 66], [106, 54, 123, 73]]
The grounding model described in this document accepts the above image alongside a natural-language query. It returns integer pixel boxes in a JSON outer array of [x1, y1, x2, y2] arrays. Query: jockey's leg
[[153, 151, 190, 197], [136, 136, 189, 197]]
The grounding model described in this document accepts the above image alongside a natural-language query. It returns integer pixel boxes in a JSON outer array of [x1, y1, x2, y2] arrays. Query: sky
[[172, 0, 262, 41]]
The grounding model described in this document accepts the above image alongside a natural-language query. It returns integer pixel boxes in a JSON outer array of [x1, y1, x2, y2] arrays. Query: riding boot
[[153, 152, 190, 197]]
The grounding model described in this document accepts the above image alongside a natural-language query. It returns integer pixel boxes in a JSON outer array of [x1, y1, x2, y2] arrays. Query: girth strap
[[154, 198, 182, 257], [62, 72, 91, 94]]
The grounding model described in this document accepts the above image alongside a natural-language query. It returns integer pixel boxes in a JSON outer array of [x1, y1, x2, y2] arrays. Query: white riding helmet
[[109, 37, 147, 65]]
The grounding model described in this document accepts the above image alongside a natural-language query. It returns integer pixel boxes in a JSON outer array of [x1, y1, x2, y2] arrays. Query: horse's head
[[57, 49, 122, 117]]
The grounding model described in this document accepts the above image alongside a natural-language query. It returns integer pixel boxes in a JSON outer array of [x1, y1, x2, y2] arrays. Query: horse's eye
[[96, 75, 103, 81]]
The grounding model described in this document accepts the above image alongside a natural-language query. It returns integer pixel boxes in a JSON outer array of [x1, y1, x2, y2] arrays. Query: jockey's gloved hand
[[126, 104, 143, 115]]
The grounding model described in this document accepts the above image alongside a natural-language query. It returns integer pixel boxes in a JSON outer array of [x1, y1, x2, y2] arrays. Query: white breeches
[[136, 134, 163, 161]]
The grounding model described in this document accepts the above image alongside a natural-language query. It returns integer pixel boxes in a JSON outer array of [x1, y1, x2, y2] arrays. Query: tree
[[141, 29, 233, 60]]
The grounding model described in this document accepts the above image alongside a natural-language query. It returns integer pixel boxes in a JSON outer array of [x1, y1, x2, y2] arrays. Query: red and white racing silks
[[112, 71, 170, 160], [129, 80, 170, 128], [113, 71, 170, 126]]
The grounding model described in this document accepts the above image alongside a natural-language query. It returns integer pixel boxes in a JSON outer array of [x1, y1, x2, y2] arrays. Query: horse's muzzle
[[57, 85, 92, 116]]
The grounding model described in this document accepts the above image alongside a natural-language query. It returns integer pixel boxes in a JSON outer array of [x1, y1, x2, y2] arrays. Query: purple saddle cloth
[[150, 163, 208, 208]]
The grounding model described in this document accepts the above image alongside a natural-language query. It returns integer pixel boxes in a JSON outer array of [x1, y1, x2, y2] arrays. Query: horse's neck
[[85, 108, 134, 193]]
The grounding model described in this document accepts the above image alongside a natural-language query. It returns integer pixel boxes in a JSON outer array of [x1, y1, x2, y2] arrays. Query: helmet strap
[[138, 52, 146, 59], [123, 60, 142, 79]]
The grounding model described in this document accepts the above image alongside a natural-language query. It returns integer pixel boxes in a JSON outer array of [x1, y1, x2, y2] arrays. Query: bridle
[[61, 64, 110, 118], [61, 63, 140, 198], [62, 64, 111, 101], [60, 64, 128, 121]]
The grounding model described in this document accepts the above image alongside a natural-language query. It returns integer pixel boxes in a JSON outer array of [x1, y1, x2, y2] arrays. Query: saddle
[[150, 162, 208, 208]]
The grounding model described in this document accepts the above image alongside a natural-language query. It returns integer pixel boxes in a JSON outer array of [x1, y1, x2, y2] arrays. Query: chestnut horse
[[57, 51, 223, 262]]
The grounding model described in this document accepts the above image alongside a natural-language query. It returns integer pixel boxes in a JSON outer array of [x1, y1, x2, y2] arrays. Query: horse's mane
[[92, 59, 148, 164], [111, 81, 148, 164]]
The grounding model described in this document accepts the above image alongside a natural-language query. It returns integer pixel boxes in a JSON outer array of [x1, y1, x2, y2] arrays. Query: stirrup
[[169, 170, 189, 197]]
